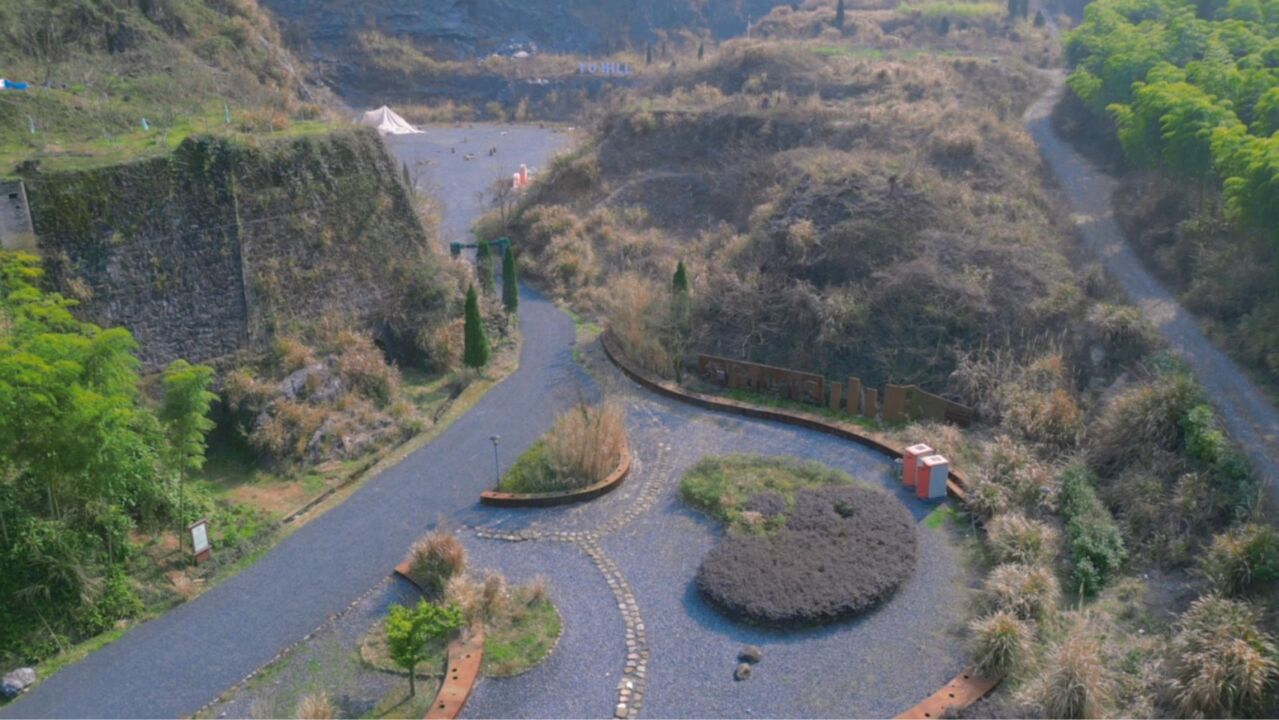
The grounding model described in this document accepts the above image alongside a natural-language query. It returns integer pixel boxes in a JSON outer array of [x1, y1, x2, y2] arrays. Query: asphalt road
[[1025, 74, 1279, 497], [1, 126, 580, 719]]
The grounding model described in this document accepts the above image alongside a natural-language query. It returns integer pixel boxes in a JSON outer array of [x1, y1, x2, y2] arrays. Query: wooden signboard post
[[189, 519, 212, 565]]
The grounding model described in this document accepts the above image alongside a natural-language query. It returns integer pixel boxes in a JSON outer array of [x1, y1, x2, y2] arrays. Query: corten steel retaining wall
[[604, 334, 971, 501]]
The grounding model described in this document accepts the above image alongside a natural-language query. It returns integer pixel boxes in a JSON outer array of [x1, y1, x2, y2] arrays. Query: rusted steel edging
[[598, 332, 970, 501], [599, 331, 1001, 717], [478, 439, 632, 507], [389, 563, 486, 719], [425, 627, 485, 720]]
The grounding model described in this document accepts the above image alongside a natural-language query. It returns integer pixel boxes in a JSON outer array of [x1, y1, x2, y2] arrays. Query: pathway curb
[[479, 441, 632, 507]]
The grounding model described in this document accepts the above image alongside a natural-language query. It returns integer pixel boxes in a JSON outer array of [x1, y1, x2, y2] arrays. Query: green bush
[[1183, 403, 1259, 519], [1202, 523, 1279, 595], [1059, 465, 1126, 596]]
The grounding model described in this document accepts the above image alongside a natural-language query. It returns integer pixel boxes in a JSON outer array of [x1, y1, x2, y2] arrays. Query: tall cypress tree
[[502, 243, 519, 313], [463, 285, 490, 369], [476, 239, 495, 294], [669, 261, 692, 382], [645, 44, 653, 66], [402, 162, 414, 196], [672, 260, 690, 294], [835, 0, 846, 28], [698, 41, 705, 61]]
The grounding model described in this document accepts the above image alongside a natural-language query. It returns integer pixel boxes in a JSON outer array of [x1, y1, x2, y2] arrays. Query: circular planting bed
[[682, 455, 917, 626]]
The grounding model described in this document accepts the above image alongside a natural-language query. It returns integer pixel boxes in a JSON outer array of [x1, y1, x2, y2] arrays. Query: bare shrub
[[545, 402, 627, 488], [405, 530, 466, 597], [294, 693, 336, 720], [982, 563, 1059, 623], [604, 273, 673, 377], [444, 573, 482, 626], [332, 329, 400, 408], [480, 569, 509, 620], [1169, 595, 1278, 718], [987, 513, 1059, 565], [526, 574, 550, 604], [971, 610, 1034, 678], [1037, 625, 1112, 719], [274, 336, 317, 373]]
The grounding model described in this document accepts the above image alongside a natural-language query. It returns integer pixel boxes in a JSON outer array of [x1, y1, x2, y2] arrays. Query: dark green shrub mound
[[696, 485, 917, 626]]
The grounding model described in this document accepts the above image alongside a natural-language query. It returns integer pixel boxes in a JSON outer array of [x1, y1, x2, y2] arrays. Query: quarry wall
[[25, 128, 430, 371]]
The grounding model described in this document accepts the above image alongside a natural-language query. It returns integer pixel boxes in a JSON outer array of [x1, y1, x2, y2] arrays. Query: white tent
[[356, 106, 422, 135]]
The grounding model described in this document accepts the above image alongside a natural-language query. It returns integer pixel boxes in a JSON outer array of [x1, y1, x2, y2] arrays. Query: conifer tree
[[835, 0, 846, 28], [669, 261, 692, 382], [698, 41, 705, 61], [502, 242, 519, 313], [476, 239, 495, 294], [646, 44, 653, 66], [402, 162, 413, 194], [463, 285, 490, 369]]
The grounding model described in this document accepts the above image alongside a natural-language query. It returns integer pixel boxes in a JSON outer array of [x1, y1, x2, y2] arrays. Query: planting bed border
[[599, 331, 1001, 714], [478, 439, 632, 507], [599, 332, 970, 500]]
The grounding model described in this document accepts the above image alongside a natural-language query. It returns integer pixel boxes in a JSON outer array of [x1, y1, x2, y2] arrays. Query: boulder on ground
[[2, 667, 35, 698], [738, 645, 764, 664], [734, 662, 752, 681]]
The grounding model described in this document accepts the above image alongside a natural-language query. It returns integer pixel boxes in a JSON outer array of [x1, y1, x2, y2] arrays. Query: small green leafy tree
[[385, 600, 465, 696], [475, 239, 495, 294], [502, 243, 519, 313], [160, 359, 216, 551], [463, 285, 490, 369]]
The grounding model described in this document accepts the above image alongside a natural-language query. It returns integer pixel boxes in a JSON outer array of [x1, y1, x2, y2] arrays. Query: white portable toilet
[[902, 444, 933, 488], [917, 454, 949, 500]]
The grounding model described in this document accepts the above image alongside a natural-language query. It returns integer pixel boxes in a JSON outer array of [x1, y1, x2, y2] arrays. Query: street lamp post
[[490, 435, 501, 484]]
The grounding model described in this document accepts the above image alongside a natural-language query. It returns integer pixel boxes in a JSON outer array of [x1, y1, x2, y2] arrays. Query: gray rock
[[739, 645, 764, 664], [2, 667, 35, 699], [734, 662, 752, 681]]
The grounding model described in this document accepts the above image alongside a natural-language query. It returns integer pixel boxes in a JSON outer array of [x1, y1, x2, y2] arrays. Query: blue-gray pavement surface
[[5, 124, 975, 719], [1, 127, 579, 720], [459, 382, 973, 718]]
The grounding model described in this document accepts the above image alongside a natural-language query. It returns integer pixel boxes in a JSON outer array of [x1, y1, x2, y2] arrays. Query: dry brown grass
[[982, 562, 1060, 623], [294, 693, 336, 719], [971, 610, 1034, 678], [1036, 624, 1113, 719], [545, 402, 627, 487], [987, 513, 1059, 565], [405, 530, 467, 598], [1169, 595, 1279, 718]]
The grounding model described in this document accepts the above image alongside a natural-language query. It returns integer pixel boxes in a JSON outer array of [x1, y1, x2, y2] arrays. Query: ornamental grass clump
[[970, 610, 1033, 678], [405, 530, 467, 597], [1036, 626, 1112, 719], [1169, 595, 1279, 718], [295, 693, 337, 719], [981, 562, 1059, 623], [545, 401, 626, 489], [986, 512, 1059, 565], [1201, 523, 1279, 596]]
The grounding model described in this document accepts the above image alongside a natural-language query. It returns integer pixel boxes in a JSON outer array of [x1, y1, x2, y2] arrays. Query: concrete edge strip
[[598, 331, 1004, 715], [479, 440, 633, 507]]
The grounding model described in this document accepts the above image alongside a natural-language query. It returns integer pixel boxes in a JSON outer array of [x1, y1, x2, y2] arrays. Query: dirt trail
[[1025, 71, 1279, 502]]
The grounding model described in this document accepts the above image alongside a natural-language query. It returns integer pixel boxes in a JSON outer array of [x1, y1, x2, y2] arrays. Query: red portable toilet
[[917, 454, 949, 500], [903, 443, 934, 488]]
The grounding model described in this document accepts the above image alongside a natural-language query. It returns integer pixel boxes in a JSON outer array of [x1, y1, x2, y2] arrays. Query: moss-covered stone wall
[[26, 128, 437, 370]]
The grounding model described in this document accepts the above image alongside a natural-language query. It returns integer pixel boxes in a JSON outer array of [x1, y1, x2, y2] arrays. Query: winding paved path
[[0, 126, 582, 719], [1025, 73, 1279, 494], [3, 123, 973, 718]]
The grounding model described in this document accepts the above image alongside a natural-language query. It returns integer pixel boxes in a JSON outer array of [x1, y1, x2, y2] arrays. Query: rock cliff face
[[25, 128, 443, 370]]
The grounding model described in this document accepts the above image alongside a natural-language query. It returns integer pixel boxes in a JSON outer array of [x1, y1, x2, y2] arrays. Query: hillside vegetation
[[0, 0, 328, 173], [1062, 0, 1279, 395], [488, 5, 1277, 715]]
